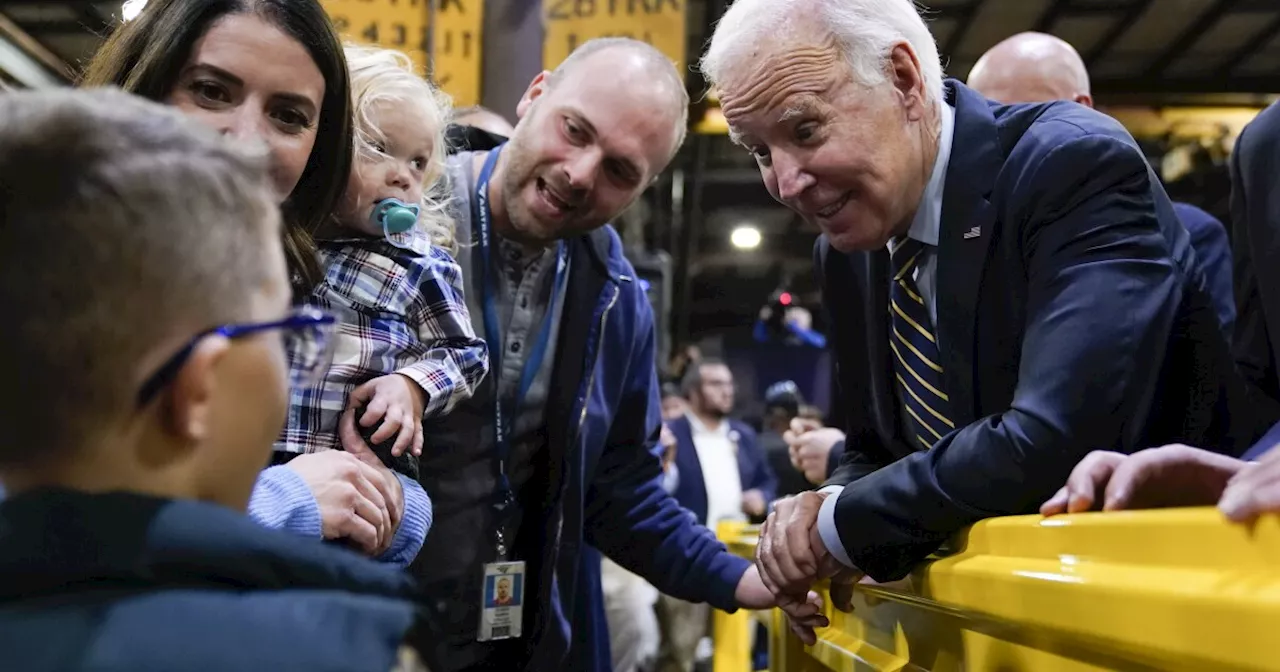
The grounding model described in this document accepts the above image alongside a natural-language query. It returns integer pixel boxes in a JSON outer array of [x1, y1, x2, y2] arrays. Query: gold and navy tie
[[889, 237, 955, 449]]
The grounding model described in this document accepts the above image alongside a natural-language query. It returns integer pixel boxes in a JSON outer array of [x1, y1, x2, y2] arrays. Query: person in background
[[77, 0, 423, 564], [275, 43, 490, 563], [785, 418, 847, 488], [760, 381, 816, 497], [390, 37, 776, 671], [754, 301, 827, 348], [700, 0, 1259, 643], [966, 31, 1236, 337], [455, 106, 517, 137], [662, 359, 778, 672], [0, 87, 427, 672], [668, 343, 703, 383], [446, 106, 515, 154]]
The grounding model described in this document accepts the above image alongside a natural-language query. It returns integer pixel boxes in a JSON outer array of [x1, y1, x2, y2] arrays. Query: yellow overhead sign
[[319, 0, 483, 107], [430, 0, 483, 108], [542, 0, 687, 79]]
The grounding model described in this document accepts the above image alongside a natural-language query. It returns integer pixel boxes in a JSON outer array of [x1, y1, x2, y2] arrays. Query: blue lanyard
[[473, 144, 570, 523]]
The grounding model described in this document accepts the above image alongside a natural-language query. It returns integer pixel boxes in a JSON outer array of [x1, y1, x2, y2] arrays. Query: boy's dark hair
[[0, 87, 277, 467], [81, 0, 354, 293]]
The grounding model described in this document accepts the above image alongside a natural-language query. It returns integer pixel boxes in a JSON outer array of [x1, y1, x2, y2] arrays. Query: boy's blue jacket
[[0, 489, 426, 671]]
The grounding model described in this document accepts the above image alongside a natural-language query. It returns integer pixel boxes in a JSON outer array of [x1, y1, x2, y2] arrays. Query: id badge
[[477, 561, 525, 642]]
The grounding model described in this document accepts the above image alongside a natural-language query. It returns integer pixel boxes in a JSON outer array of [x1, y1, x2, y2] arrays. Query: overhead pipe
[[0, 12, 72, 88]]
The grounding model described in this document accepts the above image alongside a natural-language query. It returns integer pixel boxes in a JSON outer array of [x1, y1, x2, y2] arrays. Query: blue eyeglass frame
[[136, 307, 336, 406]]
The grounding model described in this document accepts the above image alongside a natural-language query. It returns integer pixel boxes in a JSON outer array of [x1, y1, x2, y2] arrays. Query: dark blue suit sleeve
[[582, 286, 749, 610], [833, 134, 1186, 581], [1175, 202, 1235, 339]]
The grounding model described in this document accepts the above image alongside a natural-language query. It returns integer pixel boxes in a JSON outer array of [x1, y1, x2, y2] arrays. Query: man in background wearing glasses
[[0, 89, 431, 670]]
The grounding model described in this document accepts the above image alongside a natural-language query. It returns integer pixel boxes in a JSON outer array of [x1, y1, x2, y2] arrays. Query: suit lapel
[[671, 417, 707, 514], [935, 81, 1002, 427]]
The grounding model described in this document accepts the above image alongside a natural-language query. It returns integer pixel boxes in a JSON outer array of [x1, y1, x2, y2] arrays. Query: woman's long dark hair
[[81, 0, 352, 292]]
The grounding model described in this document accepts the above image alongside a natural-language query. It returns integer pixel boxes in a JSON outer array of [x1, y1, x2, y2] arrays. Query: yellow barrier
[[714, 510, 1280, 671]]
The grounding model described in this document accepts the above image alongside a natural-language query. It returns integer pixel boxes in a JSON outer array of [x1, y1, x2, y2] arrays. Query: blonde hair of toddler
[[344, 43, 456, 253]]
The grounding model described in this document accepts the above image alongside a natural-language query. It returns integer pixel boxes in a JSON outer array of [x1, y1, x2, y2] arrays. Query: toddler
[[276, 44, 488, 483]]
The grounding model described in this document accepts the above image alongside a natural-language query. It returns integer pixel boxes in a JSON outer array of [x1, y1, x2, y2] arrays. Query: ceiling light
[[730, 225, 761, 250], [122, 0, 148, 22]]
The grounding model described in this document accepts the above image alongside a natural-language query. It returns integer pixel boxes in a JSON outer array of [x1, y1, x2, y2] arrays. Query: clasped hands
[[755, 491, 863, 645]]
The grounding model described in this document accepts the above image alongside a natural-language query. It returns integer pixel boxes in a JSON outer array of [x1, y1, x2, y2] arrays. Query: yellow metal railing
[[714, 510, 1280, 671]]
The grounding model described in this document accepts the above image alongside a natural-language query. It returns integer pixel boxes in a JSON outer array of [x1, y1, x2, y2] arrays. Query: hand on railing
[[1040, 445, 1245, 515], [1220, 448, 1280, 521]]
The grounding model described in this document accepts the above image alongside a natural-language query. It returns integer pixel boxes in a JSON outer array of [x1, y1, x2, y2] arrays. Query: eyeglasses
[[136, 305, 336, 406]]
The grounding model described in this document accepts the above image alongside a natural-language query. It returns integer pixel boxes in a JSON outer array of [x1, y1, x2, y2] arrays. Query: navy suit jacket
[[1174, 202, 1234, 339], [818, 80, 1262, 581], [668, 415, 778, 526], [1231, 100, 1280, 424]]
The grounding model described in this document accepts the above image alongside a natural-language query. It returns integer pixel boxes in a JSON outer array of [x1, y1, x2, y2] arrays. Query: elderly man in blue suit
[[698, 0, 1264, 642]]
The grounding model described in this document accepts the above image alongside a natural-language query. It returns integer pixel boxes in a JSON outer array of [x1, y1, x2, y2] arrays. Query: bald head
[[967, 32, 1092, 108], [547, 38, 689, 149], [454, 106, 515, 137]]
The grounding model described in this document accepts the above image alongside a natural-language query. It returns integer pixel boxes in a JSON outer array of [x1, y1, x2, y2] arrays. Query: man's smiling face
[[716, 26, 936, 252]]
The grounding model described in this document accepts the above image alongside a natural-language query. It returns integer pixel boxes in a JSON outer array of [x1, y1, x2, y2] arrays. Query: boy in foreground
[[0, 88, 428, 671]]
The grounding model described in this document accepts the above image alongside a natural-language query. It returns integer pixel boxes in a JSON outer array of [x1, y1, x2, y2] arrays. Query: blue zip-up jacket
[[416, 226, 751, 671]]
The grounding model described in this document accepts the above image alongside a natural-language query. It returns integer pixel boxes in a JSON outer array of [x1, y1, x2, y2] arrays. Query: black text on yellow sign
[[319, 0, 484, 107], [542, 0, 686, 80]]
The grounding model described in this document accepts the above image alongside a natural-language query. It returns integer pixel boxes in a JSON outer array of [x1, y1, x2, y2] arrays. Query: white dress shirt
[[817, 100, 956, 570]]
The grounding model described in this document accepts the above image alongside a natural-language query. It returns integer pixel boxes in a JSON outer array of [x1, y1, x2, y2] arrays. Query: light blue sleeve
[[246, 465, 323, 539], [376, 473, 433, 567]]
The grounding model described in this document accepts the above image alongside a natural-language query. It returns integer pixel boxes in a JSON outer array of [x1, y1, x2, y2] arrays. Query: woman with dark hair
[[78, 0, 430, 567], [82, 0, 350, 291]]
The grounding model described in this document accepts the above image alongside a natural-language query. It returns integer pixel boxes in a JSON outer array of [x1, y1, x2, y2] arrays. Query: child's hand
[[346, 374, 427, 457]]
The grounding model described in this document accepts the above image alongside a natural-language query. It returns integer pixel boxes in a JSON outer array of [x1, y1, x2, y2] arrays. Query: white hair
[[700, 0, 945, 110], [344, 43, 457, 253]]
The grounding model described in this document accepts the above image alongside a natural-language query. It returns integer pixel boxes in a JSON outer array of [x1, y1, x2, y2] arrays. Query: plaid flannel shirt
[[276, 229, 489, 454]]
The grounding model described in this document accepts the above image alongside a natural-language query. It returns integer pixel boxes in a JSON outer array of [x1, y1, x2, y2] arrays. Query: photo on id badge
[[479, 561, 524, 641]]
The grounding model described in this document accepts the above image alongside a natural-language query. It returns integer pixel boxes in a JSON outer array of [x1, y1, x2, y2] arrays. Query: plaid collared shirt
[[276, 229, 489, 455]]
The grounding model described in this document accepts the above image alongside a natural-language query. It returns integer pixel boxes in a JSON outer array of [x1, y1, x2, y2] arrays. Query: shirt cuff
[[816, 485, 855, 569], [377, 473, 432, 567], [247, 465, 323, 540]]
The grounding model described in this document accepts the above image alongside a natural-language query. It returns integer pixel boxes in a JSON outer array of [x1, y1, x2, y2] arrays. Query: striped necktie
[[889, 237, 954, 450]]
